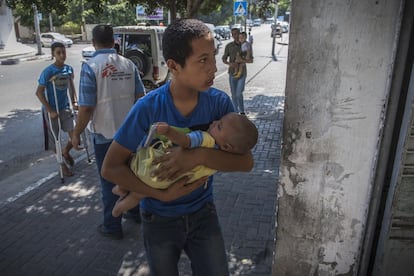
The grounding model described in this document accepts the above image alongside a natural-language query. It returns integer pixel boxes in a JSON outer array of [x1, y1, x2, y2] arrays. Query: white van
[[82, 26, 169, 90]]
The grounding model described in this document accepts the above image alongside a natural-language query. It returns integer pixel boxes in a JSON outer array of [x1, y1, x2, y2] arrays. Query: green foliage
[[6, 0, 290, 32], [197, 0, 233, 25], [60, 21, 81, 34], [250, 0, 290, 20], [83, 1, 137, 26], [277, 0, 290, 17]]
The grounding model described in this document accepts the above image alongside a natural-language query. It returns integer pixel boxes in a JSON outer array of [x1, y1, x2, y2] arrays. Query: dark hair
[[162, 18, 210, 67], [92, 24, 114, 47], [51, 42, 65, 55], [228, 113, 258, 154]]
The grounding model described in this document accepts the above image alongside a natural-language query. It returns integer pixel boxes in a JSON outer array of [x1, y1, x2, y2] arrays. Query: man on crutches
[[36, 42, 77, 181]]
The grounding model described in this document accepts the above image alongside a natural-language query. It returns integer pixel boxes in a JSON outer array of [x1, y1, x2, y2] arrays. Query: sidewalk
[[0, 40, 287, 276]]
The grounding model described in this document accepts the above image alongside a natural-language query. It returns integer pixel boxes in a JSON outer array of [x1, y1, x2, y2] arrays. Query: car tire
[[125, 49, 149, 76]]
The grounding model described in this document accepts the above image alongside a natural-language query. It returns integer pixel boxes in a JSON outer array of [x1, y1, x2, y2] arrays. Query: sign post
[[32, 4, 43, 55], [233, 1, 247, 27], [233, 1, 247, 16]]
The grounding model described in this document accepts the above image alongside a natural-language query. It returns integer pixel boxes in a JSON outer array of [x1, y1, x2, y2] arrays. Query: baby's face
[[208, 114, 236, 150], [239, 34, 247, 43]]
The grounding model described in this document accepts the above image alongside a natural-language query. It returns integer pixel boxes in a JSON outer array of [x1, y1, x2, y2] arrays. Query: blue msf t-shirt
[[114, 81, 234, 217], [38, 64, 74, 111]]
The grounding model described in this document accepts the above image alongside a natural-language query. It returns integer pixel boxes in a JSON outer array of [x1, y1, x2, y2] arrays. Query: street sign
[[136, 5, 163, 20], [234, 1, 247, 16]]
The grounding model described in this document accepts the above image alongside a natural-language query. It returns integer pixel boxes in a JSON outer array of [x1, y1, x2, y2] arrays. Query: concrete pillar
[[273, 0, 403, 274]]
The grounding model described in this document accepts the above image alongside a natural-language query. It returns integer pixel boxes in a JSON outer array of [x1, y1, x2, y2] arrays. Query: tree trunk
[[169, 0, 177, 20], [187, 0, 204, 18]]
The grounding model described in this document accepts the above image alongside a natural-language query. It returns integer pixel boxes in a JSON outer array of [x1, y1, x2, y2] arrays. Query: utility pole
[[271, 0, 278, 61], [49, 13, 53, 32], [32, 4, 43, 56], [80, 0, 86, 41]]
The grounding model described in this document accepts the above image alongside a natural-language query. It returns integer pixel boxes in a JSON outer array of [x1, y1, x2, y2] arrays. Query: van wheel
[[125, 50, 149, 76]]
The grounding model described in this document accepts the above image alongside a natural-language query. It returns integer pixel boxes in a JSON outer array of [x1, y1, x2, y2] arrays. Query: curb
[[0, 53, 51, 65], [0, 58, 20, 65]]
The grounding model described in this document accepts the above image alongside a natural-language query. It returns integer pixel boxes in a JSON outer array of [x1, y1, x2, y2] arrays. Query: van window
[[124, 34, 152, 56], [114, 34, 123, 54]]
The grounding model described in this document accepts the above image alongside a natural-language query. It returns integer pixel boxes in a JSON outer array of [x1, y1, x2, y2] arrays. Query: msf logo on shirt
[[102, 64, 118, 78]]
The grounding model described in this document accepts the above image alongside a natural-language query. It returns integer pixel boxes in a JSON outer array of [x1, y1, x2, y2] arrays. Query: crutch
[[45, 76, 65, 183]]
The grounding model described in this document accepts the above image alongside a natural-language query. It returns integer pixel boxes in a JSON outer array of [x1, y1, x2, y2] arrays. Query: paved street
[[0, 33, 288, 275]]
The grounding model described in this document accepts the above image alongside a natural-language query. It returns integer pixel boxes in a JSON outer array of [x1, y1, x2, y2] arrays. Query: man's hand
[[49, 111, 58, 119], [158, 176, 209, 202], [152, 147, 197, 181]]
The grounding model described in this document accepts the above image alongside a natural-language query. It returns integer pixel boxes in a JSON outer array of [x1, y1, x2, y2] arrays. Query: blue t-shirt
[[114, 81, 234, 217], [38, 63, 74, 111]]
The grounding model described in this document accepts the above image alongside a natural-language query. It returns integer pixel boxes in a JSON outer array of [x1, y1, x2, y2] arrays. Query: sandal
[[62, 152, 74, 167], [61, 164, 74, 177]]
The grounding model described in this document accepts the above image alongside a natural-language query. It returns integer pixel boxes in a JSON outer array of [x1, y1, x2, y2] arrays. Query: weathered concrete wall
[[0, 0, 15, 49], [273, 0, 402, 275]]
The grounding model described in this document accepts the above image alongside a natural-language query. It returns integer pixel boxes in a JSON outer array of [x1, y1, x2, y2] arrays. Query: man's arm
[[222, 44, 238, 69], [222, 44, 230, 65], [73, 62, 96, 149], [72, 105, 94, 149], [35, 85, 59, 120], [152, 147, 254, 181], [101, 141, 207, 201]]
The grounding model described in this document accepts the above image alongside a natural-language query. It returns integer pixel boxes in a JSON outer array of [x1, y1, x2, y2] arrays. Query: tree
[[7, 0, 226, 21], [6, 0, 284, 30], [8, 0, 138, 33], [132, 0, 223, 20]]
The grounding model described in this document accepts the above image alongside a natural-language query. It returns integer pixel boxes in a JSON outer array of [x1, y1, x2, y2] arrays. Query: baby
[[112, 112, 258, 217]]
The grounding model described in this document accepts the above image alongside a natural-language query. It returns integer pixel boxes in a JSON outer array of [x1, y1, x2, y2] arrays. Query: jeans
[[229, 73, 246, 113], [141, 202, 229, 276], [94, 139, 139, 233]]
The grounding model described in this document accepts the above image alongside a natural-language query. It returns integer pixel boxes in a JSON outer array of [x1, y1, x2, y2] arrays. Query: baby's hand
[[155, 122, 170, 135]]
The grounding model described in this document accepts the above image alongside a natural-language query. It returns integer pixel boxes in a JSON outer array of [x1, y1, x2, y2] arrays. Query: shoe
[[97, 224, 123, 240], [122, 211, 141, 223]]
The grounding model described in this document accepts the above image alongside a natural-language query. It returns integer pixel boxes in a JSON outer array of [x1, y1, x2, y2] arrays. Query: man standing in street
[[72, 24, 145, 240], [222, 27, 249, 115]]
